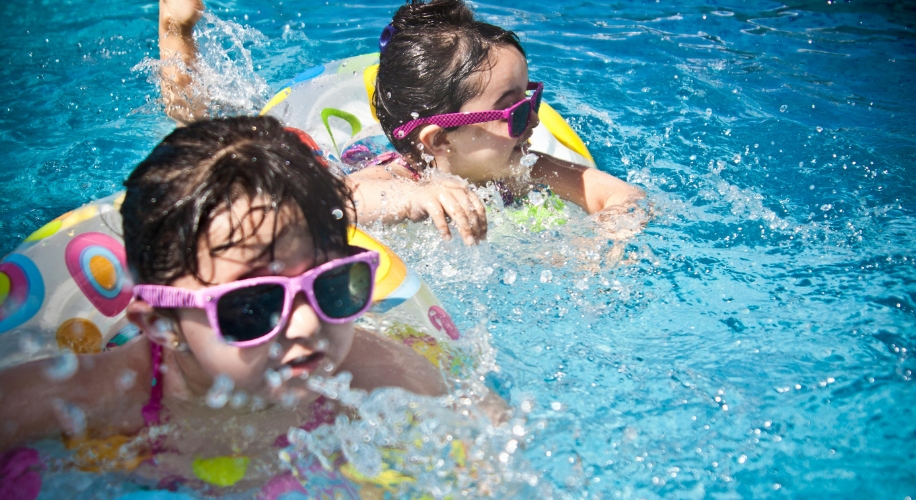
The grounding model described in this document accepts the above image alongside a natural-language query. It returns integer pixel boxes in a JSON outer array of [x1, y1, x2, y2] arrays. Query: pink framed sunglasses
[[392, 82, 543, 140], [133, 247, 379, 348]]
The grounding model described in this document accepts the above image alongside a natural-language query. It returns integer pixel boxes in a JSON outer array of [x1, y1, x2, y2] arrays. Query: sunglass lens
[[217, 284, 285, 343], [313, 262, 372, 319], [511, 102, 531, 137]]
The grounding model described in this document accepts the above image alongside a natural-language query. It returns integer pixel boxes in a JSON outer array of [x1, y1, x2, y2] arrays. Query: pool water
[[2, 0, 915, 498]]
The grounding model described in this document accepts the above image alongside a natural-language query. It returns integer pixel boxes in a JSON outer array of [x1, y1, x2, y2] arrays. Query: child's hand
[[591, 203, 650, 242], [347, 168, 487, 245], [403, 177, 488, 245], [160, 0, 204, 36], [159, 0, 207, 124]]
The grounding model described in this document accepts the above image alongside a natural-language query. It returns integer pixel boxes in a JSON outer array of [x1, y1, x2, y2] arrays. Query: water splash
[[280, 372, 545, 497], [132, 12, 271, 117]]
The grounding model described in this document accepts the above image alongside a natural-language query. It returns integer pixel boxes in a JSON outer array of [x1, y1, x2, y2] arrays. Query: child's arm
[[525, 152, 645, 213], [0, 340, 151, 451], [347, 167, 488, 246], [342, 328, 448, 397], [159, 0, 207, 124]]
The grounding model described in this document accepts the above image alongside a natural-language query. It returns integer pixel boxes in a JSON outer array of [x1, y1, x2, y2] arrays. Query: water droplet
[[501, 270, 517, 285], [250, 396, 267, 411], [229, 391, 249, 409], [442, 264, 458, 278], [527, 190, 545, 206], [117, 369, 137, 391], [506, 439, 518, 453], [265, 369, 282, 389], [540, 270, 553, 283], [269, 342, 283, 360], [52, 399, 86, 436], [331, 208, 344, 219], [206, 374, 235, 408], [19, 334, 41, 356], [46, 351, 78, 381], [280, 390, 300, 408], [410, 111, 419, 119], [268, 260, 286, 274], [520, 152, 538, 168], [287, 427, 309, 447], [779, 105, 788, 112]]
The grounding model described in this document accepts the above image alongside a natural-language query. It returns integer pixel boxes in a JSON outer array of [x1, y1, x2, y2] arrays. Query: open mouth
[[283, 352, 325, 378]]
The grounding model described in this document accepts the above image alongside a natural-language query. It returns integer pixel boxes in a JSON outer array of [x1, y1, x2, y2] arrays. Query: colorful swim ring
[[260, 53, 596, 169], [0, 194, 461, 370]]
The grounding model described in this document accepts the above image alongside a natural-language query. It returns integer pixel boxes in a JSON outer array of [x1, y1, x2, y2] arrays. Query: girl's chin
[[268, 383, 321, 409]]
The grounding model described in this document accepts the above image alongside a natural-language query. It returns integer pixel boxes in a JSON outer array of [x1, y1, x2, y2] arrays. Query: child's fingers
[[438, 193, 476, 245], [444, 185, 486, 244], [468, 191, 488, 241], [424, 202, 453, 241]]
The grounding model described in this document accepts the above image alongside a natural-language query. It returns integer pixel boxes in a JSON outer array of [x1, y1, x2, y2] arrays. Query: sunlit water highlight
[[1, 1, 914, 498]]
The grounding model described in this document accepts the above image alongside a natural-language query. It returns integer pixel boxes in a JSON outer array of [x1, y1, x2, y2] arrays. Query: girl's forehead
[[196, 199, 315, 282], [467, 46, 529, 108]]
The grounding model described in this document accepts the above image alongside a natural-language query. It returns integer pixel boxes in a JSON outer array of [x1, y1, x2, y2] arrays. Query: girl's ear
[[417, 124, 452, 157], [126, 300, 181, 349]]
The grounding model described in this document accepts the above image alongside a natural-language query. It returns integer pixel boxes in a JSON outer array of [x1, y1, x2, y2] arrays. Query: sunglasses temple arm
[[134, 285, 203, 309]]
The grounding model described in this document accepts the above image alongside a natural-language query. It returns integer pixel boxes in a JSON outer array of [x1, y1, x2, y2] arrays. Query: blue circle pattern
[[79, 246, 124, 299], [0, 254, 44, 334]]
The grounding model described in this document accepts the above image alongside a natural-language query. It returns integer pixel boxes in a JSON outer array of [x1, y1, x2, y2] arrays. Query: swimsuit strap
[[371, 151, 421, 181], [141, 342, 164, 427]]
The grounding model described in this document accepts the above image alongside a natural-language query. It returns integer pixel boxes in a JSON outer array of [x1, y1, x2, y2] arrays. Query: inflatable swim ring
[[0, 193, 461, 370], [260, 53, 596, 169]]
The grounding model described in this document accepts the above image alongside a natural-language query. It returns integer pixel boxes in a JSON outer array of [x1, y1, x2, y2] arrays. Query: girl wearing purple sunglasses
[[0, 117, 446, 469], [356, 0, 644, 237], [159, 0, 644, 245]]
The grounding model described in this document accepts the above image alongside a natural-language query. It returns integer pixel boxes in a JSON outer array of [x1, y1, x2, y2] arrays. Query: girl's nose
[[528, 107, 541, 131], [282, 293, 321, 342]]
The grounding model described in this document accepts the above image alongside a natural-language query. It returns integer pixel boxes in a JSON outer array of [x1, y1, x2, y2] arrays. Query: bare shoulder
[[0, 338, 152, 450], [341, 328, 447, 397]]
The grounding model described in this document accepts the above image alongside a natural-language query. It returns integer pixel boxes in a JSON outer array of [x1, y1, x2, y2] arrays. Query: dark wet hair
[[121, 116, 353, 285], [374, 0, 525, 167]]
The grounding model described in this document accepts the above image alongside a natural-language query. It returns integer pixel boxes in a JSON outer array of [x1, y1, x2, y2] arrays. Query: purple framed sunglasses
[[392, 82, 543, 140], [133, 247, 379, 348]]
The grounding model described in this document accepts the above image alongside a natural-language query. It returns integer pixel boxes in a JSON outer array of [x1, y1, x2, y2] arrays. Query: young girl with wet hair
[[158, 0, 643, 244], [357, 0, 644, 220], [0, 116, 445, 468]]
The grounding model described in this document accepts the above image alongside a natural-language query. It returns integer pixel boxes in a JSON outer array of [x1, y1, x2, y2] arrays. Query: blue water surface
[[1, 0, 915, 498]]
